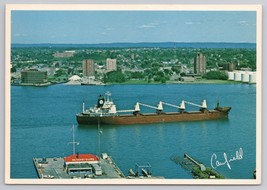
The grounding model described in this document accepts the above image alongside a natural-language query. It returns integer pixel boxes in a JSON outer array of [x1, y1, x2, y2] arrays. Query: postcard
[[5, 4, 262, 185]]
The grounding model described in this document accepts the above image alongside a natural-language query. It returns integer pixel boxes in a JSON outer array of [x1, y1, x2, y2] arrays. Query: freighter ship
[[76, 92, 231, 125]]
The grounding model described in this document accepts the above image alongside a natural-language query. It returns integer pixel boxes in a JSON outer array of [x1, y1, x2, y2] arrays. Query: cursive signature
[[210, 148, 243, 170]]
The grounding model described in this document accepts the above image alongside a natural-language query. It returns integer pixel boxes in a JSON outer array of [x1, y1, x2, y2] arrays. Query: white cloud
[[139, 22, 159, 28], [238, 20, 249, 26], [185, 21, 202, 25], [14, 33, 28, 37], [185, 22, 194, 25]]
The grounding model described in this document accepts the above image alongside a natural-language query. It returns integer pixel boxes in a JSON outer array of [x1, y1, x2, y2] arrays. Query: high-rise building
[[194, 53, 206, 75], [106, 58, 117, 72], [83, 59, 95, 77]]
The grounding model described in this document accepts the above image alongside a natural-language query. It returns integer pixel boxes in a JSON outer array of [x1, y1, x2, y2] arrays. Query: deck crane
[[130, 100, 207, 114]]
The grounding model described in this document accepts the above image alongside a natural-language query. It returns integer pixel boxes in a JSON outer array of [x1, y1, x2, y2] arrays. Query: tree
[[104, 71, 126, 83], [11, 67, 17, 73], [205, 71, 228, 80]]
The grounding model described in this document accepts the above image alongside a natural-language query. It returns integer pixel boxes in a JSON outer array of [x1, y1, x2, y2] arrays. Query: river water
[[10, 83, 256, 179]]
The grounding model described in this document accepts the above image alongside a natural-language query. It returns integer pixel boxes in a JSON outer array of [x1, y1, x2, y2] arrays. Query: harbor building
[[83, 59, 95, 77], [21, 69, 48, 84], [194, 53, 206, 75], [64, 153, 100, 175], [106, 58, 117, 72]]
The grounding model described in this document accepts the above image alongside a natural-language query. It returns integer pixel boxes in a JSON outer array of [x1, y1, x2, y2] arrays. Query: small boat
[[76, 92, 231, 125]]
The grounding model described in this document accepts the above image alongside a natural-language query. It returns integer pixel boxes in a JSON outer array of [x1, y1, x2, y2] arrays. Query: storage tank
[[249, 73, 257, 84], [228, 72, 234, 80], [242, 72, 250, 83], [234, 72, 242, 81]]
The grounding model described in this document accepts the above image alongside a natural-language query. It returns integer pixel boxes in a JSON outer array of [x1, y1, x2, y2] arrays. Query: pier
[[33, 153, 124, 179], [33, 154, 164, 179], [171, 153, 224, 179]]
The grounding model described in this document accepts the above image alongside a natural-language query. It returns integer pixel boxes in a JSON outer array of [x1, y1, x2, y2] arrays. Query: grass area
[[192, 166, 224, 179]]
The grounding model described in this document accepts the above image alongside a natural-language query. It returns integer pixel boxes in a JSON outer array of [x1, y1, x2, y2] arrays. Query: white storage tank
[[234, 72, 242, 81], [249, 72, 257, 84], [242, 72, 250, 83], [228, 72, 234, 80]]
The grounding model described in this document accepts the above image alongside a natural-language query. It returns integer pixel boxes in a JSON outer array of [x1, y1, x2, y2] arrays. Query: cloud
[[185, 22, 194, 25], [139, 22, 159, 28], [185, 21, 202, 25], [238, 20, 249, 26], [14, 33, 28, 37]]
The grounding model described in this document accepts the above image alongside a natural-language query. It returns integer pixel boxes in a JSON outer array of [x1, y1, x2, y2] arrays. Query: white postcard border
[[5, 4, 262, 185]]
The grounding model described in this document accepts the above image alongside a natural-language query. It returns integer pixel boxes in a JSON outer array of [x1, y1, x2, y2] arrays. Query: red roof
[[64, 154, 99, 163]]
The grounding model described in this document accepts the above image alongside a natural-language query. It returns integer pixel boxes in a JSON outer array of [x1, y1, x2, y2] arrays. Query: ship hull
[[76, 108, 231, 125]]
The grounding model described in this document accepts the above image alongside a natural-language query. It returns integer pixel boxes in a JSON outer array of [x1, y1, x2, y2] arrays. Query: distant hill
[[11, 42, 256, 49]]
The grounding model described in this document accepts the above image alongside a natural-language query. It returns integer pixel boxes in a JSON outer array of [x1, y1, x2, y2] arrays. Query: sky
[[11, 11, 257, 44]]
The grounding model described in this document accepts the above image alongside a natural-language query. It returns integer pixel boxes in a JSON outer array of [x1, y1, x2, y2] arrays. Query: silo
[[249, 72, 257, 84], [242, 72, 250, 83], [228, 72, 234, 80], [234, 72, 242, 81]]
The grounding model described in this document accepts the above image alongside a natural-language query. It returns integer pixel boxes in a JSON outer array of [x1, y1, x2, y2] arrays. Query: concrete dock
[[33, 154, 164, 179], [33, 157, 70, 179], [33, 154, 125, 179]]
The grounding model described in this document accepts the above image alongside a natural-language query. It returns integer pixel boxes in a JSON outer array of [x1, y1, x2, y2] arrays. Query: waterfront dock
[[33, 154, 164, 179], [33, 153, 124, 179], [33, 157, 69, 179]]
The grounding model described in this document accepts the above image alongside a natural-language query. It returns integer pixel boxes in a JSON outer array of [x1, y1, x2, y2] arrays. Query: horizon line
[[11, 41, 256, 45]]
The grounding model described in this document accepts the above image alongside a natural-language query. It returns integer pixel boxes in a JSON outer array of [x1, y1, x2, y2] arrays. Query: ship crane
[[160, 100, 207, 111], [112, 100, 207, 114], [138, 102, 158, 110], [184, 100, 207, 109]]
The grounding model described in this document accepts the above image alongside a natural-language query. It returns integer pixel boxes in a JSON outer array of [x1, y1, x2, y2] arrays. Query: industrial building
[[223, 63, 236, 71], [53, 50, 75, 58], [21, 69, 48, 84]]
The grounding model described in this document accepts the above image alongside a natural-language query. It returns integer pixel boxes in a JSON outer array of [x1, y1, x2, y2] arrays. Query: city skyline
[[11, 10, 256, 44]]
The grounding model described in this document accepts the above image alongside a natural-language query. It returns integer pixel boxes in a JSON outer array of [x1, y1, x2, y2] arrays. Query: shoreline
[[95, 79, 254, 85], [11, 79, 256, 87]]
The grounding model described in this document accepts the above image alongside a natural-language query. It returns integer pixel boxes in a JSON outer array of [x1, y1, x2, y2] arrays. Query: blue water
[[10, 84, 256, 179]]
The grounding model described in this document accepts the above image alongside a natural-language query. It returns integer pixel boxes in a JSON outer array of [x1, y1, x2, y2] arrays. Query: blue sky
[[11, 11, 256, 44]]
